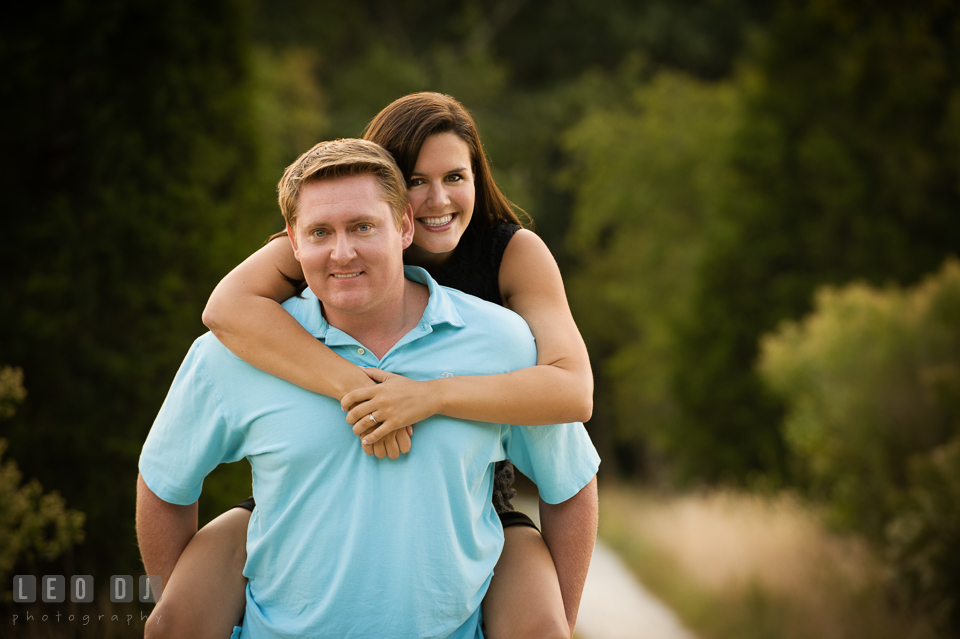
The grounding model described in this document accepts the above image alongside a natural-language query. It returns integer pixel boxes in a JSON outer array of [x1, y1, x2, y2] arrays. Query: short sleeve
[[502, 422, 600, 504], [138, 337, 246, 505]]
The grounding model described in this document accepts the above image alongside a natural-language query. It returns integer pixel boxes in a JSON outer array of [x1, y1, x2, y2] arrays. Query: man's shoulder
[[442, 285, 531, 340], [432, 286, 537, 374], [179, 331, 257, 383], [281, 291, 324, 335]]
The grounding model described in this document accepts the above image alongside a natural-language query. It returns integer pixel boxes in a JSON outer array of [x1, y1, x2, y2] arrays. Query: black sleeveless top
[[424, 221, 521, 306]]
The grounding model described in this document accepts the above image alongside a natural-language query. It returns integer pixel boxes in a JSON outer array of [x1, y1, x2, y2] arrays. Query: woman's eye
[[446, 174, 462, 182], [407, 177, 424, 187]]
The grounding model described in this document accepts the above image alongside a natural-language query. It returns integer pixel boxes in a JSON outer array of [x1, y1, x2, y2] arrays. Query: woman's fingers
[[348, 401, 378, 429], [360, 431, 375, 457], [341, 386, 377, 412], [362, 367, 399, 383], [361, 421, 412, 445]]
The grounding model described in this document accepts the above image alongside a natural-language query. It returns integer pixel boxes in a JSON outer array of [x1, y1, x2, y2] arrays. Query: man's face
[[288, 173, 414, 320]]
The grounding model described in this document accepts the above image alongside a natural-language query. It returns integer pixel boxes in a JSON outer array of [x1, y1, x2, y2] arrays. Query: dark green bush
[[887, 439, 960, 636]]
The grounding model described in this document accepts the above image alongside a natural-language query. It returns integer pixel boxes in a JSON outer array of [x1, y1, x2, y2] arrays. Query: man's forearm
[[539, 475, 598, 635], [136, 474, 199, 587]]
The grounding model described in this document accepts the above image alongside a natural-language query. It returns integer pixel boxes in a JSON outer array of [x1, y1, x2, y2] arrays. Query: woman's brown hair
[[362, 92, 526, 230]]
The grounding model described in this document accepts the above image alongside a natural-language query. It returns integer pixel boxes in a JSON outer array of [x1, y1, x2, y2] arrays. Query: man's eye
[[313, 230, 326, 238], [357, 224, 372, 232]]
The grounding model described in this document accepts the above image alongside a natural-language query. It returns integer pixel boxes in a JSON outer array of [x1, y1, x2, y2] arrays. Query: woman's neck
[[403, 244, 455, 271]]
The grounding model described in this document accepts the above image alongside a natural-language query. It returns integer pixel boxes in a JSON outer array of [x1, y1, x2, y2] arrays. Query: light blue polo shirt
[[139, 266, 600, 639]]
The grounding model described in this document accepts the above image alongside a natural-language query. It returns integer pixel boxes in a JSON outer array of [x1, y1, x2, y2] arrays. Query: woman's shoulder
[[485, 220, 522, 245], [497, 228, 563, 308], [498, 228, 555, 270]]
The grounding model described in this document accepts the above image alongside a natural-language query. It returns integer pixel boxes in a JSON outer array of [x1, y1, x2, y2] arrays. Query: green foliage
[[759, 259, 960, 535], [562, 70, 738, 473], [0, 0, 274, 575], [251, 45, 328, 173], [0, 440, 86, 591], [0, 367, 26, 421], [670, 0, 960, 483], [887, 439, 960, 636], [0, 368, 84, 590]]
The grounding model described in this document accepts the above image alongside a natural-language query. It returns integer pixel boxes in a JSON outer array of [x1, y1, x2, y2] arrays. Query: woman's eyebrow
[[411, 166, 469, 175]]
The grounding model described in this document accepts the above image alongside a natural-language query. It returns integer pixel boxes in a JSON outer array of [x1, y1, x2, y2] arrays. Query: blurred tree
[[759, 259, 960, 535], [670, 0, 960, 482], [493, 0, 773, 85], [246, 0, 775, 247], [759, 260, 960, 635], [0, 0, 274, 575], [888, 439, 960, 636], [0, 367, 85, 587], [561, 70, 738, 476], [251, 45, 328, 173]]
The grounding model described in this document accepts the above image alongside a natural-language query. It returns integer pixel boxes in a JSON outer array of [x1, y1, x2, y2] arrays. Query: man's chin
[[320, 292, 371, 316]]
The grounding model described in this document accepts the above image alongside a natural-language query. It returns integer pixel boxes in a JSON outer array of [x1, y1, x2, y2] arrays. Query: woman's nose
[[426, 181, 450, 207]]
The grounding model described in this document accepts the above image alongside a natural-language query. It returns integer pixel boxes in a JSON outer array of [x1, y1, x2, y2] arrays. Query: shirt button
[[357, 348, 365, 355]]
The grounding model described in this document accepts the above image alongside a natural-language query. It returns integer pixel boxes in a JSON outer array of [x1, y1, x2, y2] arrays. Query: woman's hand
[[342, 369, 441, 446]]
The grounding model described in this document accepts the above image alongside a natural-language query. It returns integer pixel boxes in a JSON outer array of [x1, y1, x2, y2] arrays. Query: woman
[[154, 92, 594, 639]]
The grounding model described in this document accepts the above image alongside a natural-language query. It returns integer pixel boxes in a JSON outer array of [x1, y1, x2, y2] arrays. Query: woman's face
[[405, 132, 475, 264]]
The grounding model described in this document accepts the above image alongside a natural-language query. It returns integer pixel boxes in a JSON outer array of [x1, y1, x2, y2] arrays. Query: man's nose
[[330, 233, 357, 262]]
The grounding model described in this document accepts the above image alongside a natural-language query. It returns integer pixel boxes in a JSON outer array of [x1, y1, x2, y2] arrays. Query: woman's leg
[[482, 523, 570, 639], [145, 506, 250, 639]]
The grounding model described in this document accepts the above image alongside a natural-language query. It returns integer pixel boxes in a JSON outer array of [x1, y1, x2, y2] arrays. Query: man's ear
[[399, 204, 414, 249], [286, 224, 301, 261]]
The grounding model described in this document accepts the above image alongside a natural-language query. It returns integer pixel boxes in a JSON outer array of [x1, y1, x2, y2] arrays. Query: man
[[137, 139, 600, 638]]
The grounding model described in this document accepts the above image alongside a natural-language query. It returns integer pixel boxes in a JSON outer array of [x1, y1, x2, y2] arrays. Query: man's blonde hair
[[278, 138, 408, 229]]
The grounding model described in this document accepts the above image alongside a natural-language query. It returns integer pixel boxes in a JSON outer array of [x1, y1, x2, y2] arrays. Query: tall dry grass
[[599, 484, 939, 639]]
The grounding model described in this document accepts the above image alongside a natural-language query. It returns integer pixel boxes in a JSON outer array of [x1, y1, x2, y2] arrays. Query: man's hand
[[342, 369, 434, 444], [356, 423, 413, 460], [539, 476, 599, 635]]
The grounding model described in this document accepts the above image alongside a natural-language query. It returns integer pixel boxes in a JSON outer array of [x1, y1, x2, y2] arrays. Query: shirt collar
[[294, 266, 466, 346]]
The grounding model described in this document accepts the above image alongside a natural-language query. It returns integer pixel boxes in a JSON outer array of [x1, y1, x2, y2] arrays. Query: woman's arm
[[203, 237, 411, 459], [346, 229, 594, 441], [203, 236, 375, 398]]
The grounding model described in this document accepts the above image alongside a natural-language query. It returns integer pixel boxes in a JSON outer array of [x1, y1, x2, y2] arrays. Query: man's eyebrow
[[345, 215, 379, 224]]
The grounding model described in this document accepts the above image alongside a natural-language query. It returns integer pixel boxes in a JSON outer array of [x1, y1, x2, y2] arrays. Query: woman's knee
[[483, 525, 569, 639], [144, 599, 189, 639], [146, 507, 250, 639]]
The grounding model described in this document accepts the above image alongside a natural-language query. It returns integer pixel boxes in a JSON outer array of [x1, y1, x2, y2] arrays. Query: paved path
[[517, 499, 697, 639]]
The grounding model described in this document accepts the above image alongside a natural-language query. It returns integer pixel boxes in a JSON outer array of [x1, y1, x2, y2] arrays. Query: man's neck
[[323, 279, 430, 359]]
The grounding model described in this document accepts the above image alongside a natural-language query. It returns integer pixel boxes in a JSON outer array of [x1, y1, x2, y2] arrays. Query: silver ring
[[368, 413, 379, 425]]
